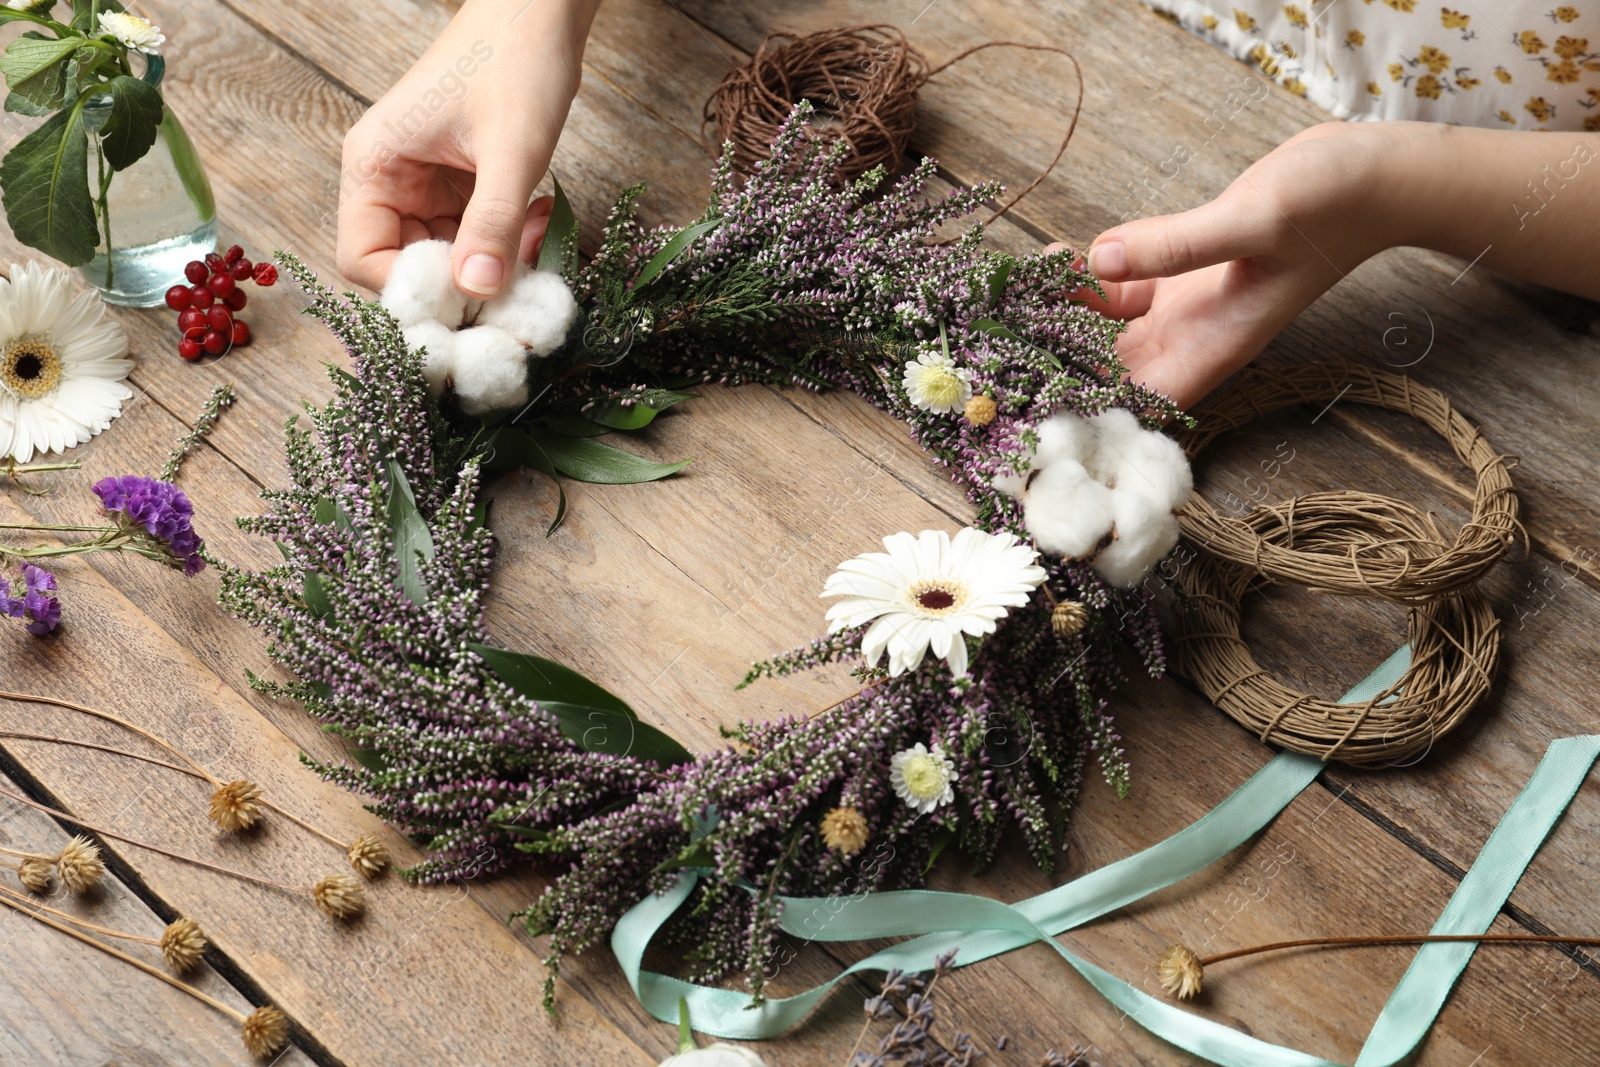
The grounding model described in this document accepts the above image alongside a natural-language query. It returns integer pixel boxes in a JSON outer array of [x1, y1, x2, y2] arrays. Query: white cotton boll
[[380, 239, 472, 328], [1022, 460, 1115, 559], [450, 325, 530, 415], [1092, 490, 1182, 588], [478, 269, 579, 356], [992, 469, 1028, 499], [401, 321, 458, 398], [1034, 411, 1098, 468], [1082, 407, 1144, 483], [1110, 429, 1193, 511]]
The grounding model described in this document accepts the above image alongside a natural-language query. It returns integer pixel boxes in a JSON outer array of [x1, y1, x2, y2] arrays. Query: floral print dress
[[1147, 1, 1600, 129]]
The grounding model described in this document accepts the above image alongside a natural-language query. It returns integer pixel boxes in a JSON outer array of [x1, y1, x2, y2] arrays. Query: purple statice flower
[[92, 475, 206, 576], [2, 564, 61, 635]]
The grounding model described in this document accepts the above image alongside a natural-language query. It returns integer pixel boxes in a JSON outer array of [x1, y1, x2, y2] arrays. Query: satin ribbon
[[612, 645, 1598, 1065]]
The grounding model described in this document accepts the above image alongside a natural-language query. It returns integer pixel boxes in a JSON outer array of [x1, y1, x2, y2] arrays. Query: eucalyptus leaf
[[347, 746, 388, 773], [584, 389, 698, 431], [384, 460, 435, 606], [537, 701, 693, 766], [0, 101, 98, 265], [0, 36, 78, 110], [972, 317, 1065, 371], [303, 570, 333, 620], [527, 427, 690, 485], [469, 642, 636, 717], [539, 413, 611, 438], [477, 427, 566, 533], [653, 839, 714, 873], [95, 74, 162, 171], [923, 824, 956, 874], [985, 256, 1015, 306], [537, 175, 575, 275], [633, 217, 720, 288]]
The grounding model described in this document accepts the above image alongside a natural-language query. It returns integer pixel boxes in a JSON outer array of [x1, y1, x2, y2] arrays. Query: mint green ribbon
[[613, 645, 1599, 1065]]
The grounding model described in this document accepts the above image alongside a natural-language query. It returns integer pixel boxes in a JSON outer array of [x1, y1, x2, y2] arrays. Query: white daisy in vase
[[901, 348, 972, 414], [890, 742, 957, 813], [0, 263, 132, 463], [822, 527, 1047, 677], [98, 12, 166, 54]]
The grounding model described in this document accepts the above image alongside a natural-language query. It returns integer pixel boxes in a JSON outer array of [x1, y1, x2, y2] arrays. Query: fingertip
[[1086, 240, 1129, 282], [520, 212, 552, 266], [456, 252, 506, 299]]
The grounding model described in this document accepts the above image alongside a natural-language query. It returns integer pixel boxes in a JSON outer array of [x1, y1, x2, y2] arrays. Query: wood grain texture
[[0, 0, 1596, 1064]]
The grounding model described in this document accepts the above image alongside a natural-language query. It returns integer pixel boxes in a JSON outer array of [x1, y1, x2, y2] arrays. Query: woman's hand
[[1061, 122, 1401, 408], [336, 0, 601, 298]]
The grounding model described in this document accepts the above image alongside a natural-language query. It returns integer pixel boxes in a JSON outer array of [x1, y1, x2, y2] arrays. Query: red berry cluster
[[164, 245, 278, 361]]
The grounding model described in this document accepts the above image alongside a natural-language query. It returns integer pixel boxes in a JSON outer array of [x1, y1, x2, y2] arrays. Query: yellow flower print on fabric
[[1519, 30, 1548, 54], [1283, 4, 1308, 28], [1417, 45, 1452, 73], [1415, 74, 1444, 98], [1235, 8, 1258, 31], [1389, 62, 1405, 81], [1551, 7, 1581, 23], [1382, 0, 1418, 11], [1552, 36, 1589, 59], [1494, 66, 1514, 83], [1547, 59, 1582, 83], [1498, 109, 1517, 124], [1526, 95, 1555, 122], [1202, 14, 1218, 29], [1347, 29, 1366, 48], [1368, 81, 1383, 96], [1441, 9, 1470, 29]]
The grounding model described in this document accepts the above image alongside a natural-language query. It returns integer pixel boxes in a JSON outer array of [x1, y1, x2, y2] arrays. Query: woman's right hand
[[336, 0, 601, 299]]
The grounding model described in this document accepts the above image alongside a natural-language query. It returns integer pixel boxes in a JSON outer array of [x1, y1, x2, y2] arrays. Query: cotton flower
[[450, 324, 529, 415], [901, 348, 972, 414], [400, 320, 457, 398], [889, 742, 956, 813], [478, 268, 578, 355], [379, 239, 473, 329], [97, 11, 165, 54], [207, 780, 264, 832], [1157, 944, 1204, 1000], [822, 528, 1046, 677], [994, 409, 1192, 588], [819, 806, 869, 855], [659, 1044, 768, 1067], [2, 563, 61, 635], [240, 1006, 290, 1058], [0, 262, 131, 463]]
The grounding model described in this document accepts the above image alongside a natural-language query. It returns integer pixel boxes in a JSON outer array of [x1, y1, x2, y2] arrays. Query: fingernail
[[460, 253, 504, 296], [1087, 241, 1128, 280]]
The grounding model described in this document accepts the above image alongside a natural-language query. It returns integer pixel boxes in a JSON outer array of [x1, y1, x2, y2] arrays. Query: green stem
[[2, 460, 81, 478], [0, 524, 119, 534], [95, 138, 113, 291]]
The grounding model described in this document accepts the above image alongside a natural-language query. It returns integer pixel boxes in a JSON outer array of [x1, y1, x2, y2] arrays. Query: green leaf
[[303, 570, 333, 619], [0, 36, 79, 109], [539, 701, 693, 765], [971, 317, 1065, 372], [159, 111, 215, 222], [0, 101, 97, 265], [5, 91, 53, 117], [71, 0, 124, 32], [633, 217, 720, 288], [584, 389, 698, 431], [653, 839, 713, 873], [469, 642, 636, 717], [347, 746, 388, 773], [536, 175, 575, 275], [985, 256, 1015, 306], [538, 413, 611, 438], [528, 427, 690, 484], [384, 460, 435, 606], [95, 74, 162, 171], [477, 427, 566, 534], [923, 825, 956, 874]]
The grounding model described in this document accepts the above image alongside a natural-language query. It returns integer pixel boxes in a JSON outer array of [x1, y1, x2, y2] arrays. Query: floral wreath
[[219, 104, 1193, 1006]]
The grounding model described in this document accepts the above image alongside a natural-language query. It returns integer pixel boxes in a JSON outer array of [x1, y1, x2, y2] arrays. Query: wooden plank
[[0, 765, 316, 1066]]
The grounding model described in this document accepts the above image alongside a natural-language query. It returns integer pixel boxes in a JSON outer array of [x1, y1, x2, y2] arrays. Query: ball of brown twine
[[1175, 363, 1523, 603], [1171, 363, 1518, 765], [702, 25, 1083, 223]]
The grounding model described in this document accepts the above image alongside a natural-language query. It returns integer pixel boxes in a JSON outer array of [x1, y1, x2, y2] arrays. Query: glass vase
[[80, 55, 218, 307]]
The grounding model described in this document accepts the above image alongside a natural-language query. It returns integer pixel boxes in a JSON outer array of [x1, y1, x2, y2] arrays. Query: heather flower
[[2, 564, 60, 635], [92, 474, 206, 575], [901, 347, 972, 414], [889, 743, 956, 813]]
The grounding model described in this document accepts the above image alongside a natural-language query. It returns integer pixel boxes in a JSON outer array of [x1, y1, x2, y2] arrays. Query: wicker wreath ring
[[1171, 364, 1520, 766]]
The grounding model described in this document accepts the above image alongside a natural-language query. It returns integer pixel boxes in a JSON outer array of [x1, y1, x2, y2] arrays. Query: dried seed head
[[160, 917, 207, 973], [312, 873, 364, 919], [56, 835, 104, 893], [346, 833, 390, 878], [1157, 944, 1204, 1000], [208, 780, 264, 832], [240, 1005, 289, 1058], [819, 806, 869, 855], [16, 858, 53, 894], [1050, 600, 1088, 638], [963, 394, 997, 426]]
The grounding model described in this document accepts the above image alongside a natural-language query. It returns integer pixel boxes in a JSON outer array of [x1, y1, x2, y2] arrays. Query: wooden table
[[2, 1, 1598, 1064]]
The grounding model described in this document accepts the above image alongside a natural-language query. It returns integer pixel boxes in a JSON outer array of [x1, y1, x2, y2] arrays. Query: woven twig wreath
[[1175, 363, 1522, 603], [1172, 364, 1517, 765]]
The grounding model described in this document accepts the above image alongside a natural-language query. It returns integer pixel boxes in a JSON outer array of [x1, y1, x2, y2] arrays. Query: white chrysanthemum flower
[[98, 11, 165, 54], [901, 348, 972, 414], [822, 527, 1046, 677], [659, 1044, 769, 1067], [993, 409, 1192, 588], [889, 742, 956, 814], [0, 263, 131, 463], [5, 1, 57, 14]]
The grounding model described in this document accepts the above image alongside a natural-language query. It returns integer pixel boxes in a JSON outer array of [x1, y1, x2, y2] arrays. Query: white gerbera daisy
[[0, 263, 132, 463], [901, 348, 972, 414], [822, 527, 1047, 677], [98, 11, 166, 55], [890, 742, 956, 813]]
